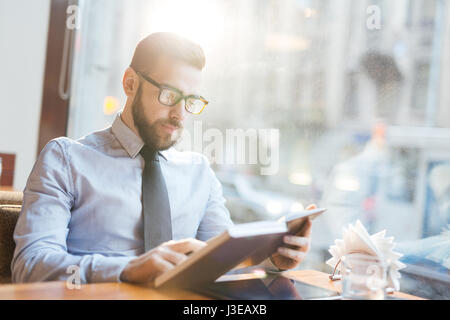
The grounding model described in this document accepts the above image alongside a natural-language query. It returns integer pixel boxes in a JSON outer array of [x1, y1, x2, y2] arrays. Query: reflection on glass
[[67, 0, 450, 299]]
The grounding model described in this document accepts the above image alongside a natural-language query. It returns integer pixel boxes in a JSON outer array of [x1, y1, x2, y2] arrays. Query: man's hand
[[120, 238, 206, 285], [269, 204, 315, 271]]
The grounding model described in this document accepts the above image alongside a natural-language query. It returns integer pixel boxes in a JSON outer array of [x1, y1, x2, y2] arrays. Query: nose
[[170, 98, 186, 123]]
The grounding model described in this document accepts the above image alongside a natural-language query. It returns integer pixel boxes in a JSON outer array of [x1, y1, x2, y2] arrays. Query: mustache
[[160, 118, 183, 129]]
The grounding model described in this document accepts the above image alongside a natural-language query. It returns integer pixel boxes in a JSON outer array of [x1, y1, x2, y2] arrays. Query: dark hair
[[130, 32, 206, 73]]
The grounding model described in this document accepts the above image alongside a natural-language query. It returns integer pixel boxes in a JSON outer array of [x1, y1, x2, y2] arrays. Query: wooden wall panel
[[0, 153, 16, 187], [37, 0, 77, 155]]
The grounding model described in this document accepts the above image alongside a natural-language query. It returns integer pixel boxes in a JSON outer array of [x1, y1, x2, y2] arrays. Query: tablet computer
[[154, 208, 327, 289], [194, 274, 341, 300]]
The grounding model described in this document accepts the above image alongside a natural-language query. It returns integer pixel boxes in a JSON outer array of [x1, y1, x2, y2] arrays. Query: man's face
[[131, 56, 203, 151]]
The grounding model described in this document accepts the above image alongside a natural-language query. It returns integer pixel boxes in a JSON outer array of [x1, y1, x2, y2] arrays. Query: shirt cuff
[[90, 255, 135, 283]]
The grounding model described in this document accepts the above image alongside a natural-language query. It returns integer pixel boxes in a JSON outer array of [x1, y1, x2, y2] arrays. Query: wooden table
[[0, 270, 423, 300], [282, 270, 424, 300]]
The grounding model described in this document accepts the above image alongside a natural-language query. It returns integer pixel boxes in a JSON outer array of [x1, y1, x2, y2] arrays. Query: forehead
[[147, 55, 203, 95]]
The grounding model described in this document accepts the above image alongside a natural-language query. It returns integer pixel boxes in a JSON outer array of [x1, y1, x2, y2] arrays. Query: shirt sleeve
[[196, 158, 234, 241], [11, 139, 134, 284]]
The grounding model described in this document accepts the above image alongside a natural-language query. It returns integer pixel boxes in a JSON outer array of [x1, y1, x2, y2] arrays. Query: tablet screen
[[195, 274, 341, 300]]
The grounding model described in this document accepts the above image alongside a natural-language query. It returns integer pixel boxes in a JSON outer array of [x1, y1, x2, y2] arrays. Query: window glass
[[67, 0, 450, 298]]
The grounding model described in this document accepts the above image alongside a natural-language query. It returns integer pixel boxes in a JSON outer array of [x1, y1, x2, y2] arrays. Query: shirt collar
[[111, 112, 168, 161]]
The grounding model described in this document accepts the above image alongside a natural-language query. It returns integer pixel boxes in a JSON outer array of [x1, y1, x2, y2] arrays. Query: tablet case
[[154, 208, 326, 289]]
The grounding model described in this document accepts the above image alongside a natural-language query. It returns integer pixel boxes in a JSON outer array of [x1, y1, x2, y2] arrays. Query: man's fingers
[[305, 204, 317, 210], [134, 254, 175, 284], [142, 255, 175, 284], [277, 247, 306, 262], [156, 246, 188, 265], [164, 238, 207, 254], [150, 254, 175, 272], [122, 243, 194, 284], [283, 236, 310, 252]]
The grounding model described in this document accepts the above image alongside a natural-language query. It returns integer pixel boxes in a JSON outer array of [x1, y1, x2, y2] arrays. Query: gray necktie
[[140, 145, 172, 252]]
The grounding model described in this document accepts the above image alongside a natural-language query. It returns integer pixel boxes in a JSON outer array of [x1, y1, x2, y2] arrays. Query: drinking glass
[[341, 253, 388, 300]]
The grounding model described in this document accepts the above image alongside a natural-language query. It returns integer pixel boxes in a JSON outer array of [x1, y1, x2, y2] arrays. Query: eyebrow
[[160, 82, 201, 98], [160, 82, 183, 95], [137, 70, 201, 97]]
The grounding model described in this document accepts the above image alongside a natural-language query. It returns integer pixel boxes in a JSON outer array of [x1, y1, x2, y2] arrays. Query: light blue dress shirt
[[11, 113, 235, 283]]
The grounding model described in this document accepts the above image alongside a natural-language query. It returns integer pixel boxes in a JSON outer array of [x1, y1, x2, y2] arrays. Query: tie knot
[[140, 146, 159, 162]]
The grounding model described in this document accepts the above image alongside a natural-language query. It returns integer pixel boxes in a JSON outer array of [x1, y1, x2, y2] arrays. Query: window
[[67, 0, 450, 298]]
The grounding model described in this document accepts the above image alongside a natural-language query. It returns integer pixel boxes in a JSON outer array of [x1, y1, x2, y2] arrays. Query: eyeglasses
[[135, 70, 208, 115]]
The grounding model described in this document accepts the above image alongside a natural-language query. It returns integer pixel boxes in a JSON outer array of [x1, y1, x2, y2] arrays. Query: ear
[[123, 67, 139, 97]]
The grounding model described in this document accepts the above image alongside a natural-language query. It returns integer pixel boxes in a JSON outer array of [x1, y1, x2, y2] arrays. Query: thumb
[[306, 204, 317, 210]]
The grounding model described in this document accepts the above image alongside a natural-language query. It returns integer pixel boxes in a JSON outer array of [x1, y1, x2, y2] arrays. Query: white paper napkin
[[327, 220, 406, 291]]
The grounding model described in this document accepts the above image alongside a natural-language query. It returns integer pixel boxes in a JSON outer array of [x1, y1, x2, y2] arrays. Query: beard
[[131, 84, 183, 152]]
